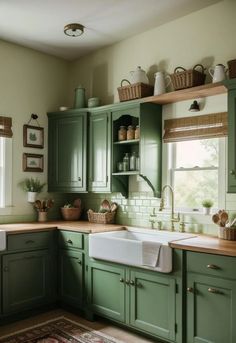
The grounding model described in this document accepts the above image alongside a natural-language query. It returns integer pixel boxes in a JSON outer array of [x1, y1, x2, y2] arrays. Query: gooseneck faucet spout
[[159, 184, 179, 231]]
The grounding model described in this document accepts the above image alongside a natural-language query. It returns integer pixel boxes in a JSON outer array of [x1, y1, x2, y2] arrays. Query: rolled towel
[[142, 241, 162, 267]]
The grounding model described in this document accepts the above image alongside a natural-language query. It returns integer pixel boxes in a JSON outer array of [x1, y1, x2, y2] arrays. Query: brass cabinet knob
[[207, 264, 220, 270], [78, 177, 81, 181], [125, 280, 130, 285], [119, 278, 124, 283], [130, 280, 135, 286], [77, 260, 82, 265], [187, 287, 194, 293], [208, 287, 222, 294], [230, 170, 235, 175]]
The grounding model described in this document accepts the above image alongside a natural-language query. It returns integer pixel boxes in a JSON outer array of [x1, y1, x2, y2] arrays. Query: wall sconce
[[189, 100, 200, 112]]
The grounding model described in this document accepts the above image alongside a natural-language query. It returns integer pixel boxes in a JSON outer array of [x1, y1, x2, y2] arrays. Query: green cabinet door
[[187, 273, 236, 343], [48, 110, 87, 192], [59, 249, 84, 307], [129, 269, 176, 341], [89, 111, 111, 192], [2, 250, 52, 314], [88, 261, 125, 322]]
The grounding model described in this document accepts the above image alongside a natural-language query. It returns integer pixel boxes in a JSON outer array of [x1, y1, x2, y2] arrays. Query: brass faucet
[[159, 185, 180, 231]]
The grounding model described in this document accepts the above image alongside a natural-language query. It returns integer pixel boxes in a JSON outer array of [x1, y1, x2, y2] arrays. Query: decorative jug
[[130, 66, 149, 84], [154, 72, 171, 95], [209, 64, 227, 83], [74, 85, 86, 108]]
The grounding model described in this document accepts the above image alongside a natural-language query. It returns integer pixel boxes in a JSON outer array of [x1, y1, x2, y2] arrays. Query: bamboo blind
[[0, 116, 13, 138], [163, 112, 227, 143]]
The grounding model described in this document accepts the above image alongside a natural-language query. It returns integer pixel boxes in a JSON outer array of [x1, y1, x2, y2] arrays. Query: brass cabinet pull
[[207, 264, 220, 270], [130, 280, 135, 286], [67, 239, 73, 244], [208, 287, 222, 294], [187, 287, 194, 293], [119, 278, 124, 283]]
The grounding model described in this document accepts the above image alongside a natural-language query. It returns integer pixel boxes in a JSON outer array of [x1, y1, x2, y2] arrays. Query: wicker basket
[[218, 226, 236, 241], [61, 207, 82, 221], [87, 209, 116, 224], [117, 79, 154, 102], [170, 64, 206, 90], [227, 59, 236, 79]]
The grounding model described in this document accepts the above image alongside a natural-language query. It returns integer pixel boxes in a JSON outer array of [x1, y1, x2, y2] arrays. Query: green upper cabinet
[[48, 110, 87, 192], [112, 102, 162, 197], [88, 110, 111, 192], [223, 79, 236, 192]]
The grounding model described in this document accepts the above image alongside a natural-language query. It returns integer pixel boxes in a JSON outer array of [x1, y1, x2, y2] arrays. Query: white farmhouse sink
[[89, 228, 196, 273], [0, 230, 6, 251]]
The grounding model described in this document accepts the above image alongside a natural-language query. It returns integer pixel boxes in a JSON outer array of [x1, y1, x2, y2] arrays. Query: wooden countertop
[[1, 222, 236, 256], [0, 221, 125, 234], [170, 235, 236, 257]]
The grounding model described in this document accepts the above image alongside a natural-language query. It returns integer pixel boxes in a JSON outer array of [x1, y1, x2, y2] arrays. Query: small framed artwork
[[23, 153, 44, 172], [23, 125, 44, 148]]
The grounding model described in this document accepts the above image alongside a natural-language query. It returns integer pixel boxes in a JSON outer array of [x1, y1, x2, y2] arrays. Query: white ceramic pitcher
[[154, 72, 171, 95], [208, 64, 227, 83]]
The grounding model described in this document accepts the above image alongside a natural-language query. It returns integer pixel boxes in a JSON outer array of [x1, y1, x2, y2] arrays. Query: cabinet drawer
[[187, 251, 236, 280], [7, 231, 53, 252], [59, 231, 83, 250]]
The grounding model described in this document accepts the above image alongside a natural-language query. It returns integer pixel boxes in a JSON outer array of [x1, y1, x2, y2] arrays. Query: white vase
[[203, 207, 211, 215], [27, 192, 37, 203]]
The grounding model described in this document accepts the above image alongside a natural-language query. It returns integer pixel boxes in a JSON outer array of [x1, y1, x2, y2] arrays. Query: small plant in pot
[[19, 178, 46, 203], [202, 199, 214, 215]]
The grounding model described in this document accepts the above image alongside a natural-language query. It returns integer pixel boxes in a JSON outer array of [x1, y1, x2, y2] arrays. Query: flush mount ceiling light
[[189, 100, 200, 112], [64, 23, 84, 37]]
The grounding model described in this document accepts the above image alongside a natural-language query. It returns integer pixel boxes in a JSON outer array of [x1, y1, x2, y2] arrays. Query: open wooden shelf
[[113, 139, 139, 145], [141, 82, 227, 105], [112, 171, 139, 176]]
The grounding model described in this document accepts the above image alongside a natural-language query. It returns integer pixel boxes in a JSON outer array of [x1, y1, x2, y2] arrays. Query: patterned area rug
[[0, 317, 125, 343]]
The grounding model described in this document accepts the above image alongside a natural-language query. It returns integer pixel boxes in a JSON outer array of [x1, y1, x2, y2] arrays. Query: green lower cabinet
[[129, 269, 176, 341], [2, 250, 53, 314], [59, 249, 84, 308], [187, 273, 236, 343], [88, 261, 126, 322]]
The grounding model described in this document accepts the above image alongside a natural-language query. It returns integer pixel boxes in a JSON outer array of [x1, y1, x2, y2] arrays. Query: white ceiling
[[0, 0, 221, 61]]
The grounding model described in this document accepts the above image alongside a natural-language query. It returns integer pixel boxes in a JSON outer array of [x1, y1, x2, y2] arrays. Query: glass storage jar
[[122, 153, 130, 171], [135, 125, 140, 139], [118, 126, 127, 141], [130, 152, 136, 171], [127, 125, 135, 140]]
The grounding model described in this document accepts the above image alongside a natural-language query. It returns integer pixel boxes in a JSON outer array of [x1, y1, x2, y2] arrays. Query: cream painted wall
[[0, 40, 70, 222], [68, 0, 235, 106]]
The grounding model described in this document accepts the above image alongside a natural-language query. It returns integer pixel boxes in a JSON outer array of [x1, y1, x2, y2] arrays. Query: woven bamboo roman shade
[[163, 112, 227, 143], [0, 116, 13, 138]]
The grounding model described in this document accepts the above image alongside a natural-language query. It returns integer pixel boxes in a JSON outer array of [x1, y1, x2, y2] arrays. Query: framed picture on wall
[[23, 153, 43, 172], [23, 125, 44, 148]]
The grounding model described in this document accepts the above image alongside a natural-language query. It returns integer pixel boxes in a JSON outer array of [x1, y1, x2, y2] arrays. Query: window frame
[[163, 137, 226, 213]]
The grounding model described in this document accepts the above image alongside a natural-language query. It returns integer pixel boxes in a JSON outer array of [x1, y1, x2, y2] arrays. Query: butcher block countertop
[[1, 221, 236, 256], [0, 221, 125, 234], [170, 235, 236, 257]]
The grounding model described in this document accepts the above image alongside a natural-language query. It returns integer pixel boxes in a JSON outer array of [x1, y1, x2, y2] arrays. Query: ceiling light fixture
[[64, 23, 84, 37], [189, 100, 200, 112]]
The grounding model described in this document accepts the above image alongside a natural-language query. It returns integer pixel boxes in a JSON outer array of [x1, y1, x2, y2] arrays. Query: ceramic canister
[[74, 86, 86, 108]]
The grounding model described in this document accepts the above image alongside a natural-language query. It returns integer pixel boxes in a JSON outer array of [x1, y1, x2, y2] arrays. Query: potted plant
[[202, 199, 214, 215], [19, 178, 46, 203]]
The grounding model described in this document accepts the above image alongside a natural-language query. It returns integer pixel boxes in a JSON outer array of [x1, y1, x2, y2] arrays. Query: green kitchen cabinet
[[47, 110, 87, 192], [88, 110, 111, 192], [112, 102, 162, 197], [223, 79, 236, 192], [186, 251, 236, 343], [88, 260, 178, 341], [88, 261, 125, 322], [59, 249, 84, 308], [2, 250, 53, 314]]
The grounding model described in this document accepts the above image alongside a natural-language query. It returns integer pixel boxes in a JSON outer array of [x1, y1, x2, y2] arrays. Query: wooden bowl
[[61, 207, 81, 221]]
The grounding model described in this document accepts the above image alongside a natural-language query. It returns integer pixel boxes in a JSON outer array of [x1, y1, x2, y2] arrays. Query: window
[[167, 137, 226, 211]]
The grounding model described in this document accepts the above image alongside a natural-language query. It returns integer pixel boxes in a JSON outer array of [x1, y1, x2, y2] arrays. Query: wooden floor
[[0, 309, 159, 342]]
